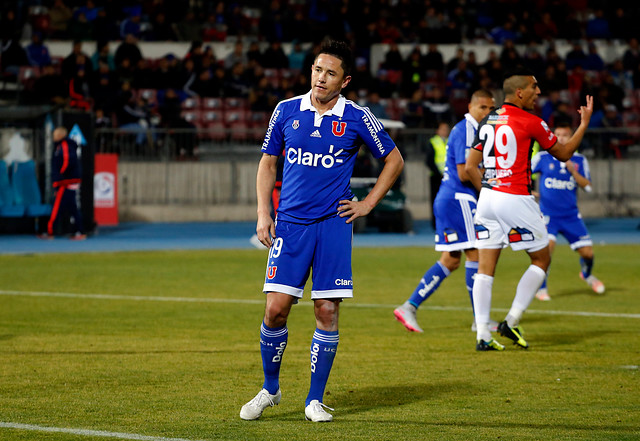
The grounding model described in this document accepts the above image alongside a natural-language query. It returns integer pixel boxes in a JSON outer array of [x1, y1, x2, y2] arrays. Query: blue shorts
[[263, 215, 353, 299], [433, 191, 477, 252], [544, 212, 592, 250]]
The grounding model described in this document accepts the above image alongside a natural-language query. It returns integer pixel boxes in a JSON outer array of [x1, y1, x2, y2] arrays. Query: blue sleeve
[[261, 103, 285, 156], [450, 125, 467, 165], [357, 110, 397, 159]]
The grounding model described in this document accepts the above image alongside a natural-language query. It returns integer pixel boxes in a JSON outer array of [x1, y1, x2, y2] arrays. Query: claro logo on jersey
[[287, 145, 344, 168], [544, 177, 576, 191]]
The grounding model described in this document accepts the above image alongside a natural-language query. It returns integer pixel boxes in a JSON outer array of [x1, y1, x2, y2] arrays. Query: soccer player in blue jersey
[[240, 40, 404, 422], [532, 123, 605, 300], [394, 89, 495, 333]]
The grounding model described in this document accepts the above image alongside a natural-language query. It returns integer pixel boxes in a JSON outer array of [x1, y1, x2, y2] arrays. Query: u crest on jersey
[[332, 121, 346, 137]]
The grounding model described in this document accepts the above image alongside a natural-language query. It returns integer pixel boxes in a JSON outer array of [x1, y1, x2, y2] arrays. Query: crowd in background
[[1, 1, 640, 158]]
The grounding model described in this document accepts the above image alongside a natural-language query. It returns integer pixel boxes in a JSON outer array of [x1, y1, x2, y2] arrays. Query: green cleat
[[498, 321, 528, 349], [476, 339, 505, 351]]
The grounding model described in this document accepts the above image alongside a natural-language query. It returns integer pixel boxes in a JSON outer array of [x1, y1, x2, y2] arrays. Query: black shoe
[[476, 339, 505, 351], [497, 320, 528, 349]]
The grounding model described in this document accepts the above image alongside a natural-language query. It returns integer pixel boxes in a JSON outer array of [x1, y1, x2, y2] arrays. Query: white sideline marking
[[0, 421, 200, 441], [1, 289, 639, 319]]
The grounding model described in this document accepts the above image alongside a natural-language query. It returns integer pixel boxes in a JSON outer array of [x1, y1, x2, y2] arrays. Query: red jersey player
[[465, 68, 593, 351]]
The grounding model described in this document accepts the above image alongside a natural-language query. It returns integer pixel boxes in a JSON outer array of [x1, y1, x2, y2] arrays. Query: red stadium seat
[[181, 96, 201, 109], [201, 97, 223, 110], [201, 110, 226, 141], [180, 110, 203, 129], [223, 97, 249, 111]]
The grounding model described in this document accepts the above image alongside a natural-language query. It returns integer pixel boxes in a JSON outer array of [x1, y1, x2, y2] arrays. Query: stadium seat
[[181, 96, 201, 110], [201, 110, 227, 141], [249, 111, 270, 141], [10, 160, 51, 217], [0, 160, 25, 217], [180, 110, 203, 129], [223, 97, 249, 111], [201, 97, 223, 110]]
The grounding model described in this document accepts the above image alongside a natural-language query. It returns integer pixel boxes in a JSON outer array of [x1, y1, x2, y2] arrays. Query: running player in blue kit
[[394, 89, 496, 333], [240, 40, 404, 422], [532, 123, 605, 300]]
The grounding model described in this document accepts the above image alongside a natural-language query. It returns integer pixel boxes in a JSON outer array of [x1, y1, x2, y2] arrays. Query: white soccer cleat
[[393, 302, 423, 333], [305, 400, 334, 422], [535, 288, 551, 301], [471, 319, 499, 332], [240, 388, 281, 420], [581, 273, 605, 294]]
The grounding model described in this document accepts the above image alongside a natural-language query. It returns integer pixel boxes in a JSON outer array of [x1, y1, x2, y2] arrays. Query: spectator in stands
[[623, 38, 640, 72], [184, 40, 205, 71], [565, 41, 588, 70], [364, 91, 389, 120], [224, 62, 251, 97], [288, 40, 306, 72], [499, 39, 522, 71], [26, 31, 52, 67], [31, 64, 67, 105], [61, 40, 92, 81], [119, 11, 142, 40], [446, 47, 465, 73], [586, 8, 611, 40], [488, 19, 518, 44], [249, 76, 279, 113], [73, 0, 100, 23], [549, 101, 574, 127], [533, 12, 558, 42], [92, 8, 119, 41], [523, 42, 546, 78], [68, 12, 94, 41], [115, 82, 157, 149], [158, 88, 197, 158], [402, 46, 426, 96], [382, 41, 404, 71], [352, 57, 375, 96], [91, 41, 115, 71], [541, 89, 562, 122], [1, 38, 29, 77], [68, 64, 92, 110], [446, 60, 474, 92], [149, 54, 181, 90], [261, 40, 289, 69], [247, 41, 263, 66], [224, 41, 247, 70], [402, 88, 426, 128], [114, 34, 143, 70], [584, 43, 605, 72], [610, 59, 634, 90], [424, 87, 453, 128], [423, 44, 444, 72], [91, 60, 117, 114], [174, 10, 203, 42], [610, 7, 634, 41], [148, 12, 177, 41], [48, 0, 73, 39]]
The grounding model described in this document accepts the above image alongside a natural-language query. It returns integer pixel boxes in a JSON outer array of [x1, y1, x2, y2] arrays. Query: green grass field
[[1, 245, 639, 441]]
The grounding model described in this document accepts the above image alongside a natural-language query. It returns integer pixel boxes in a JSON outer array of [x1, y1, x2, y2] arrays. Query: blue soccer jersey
[[532, 151, 590, 217], [261, 92, 397, 222], [439, 113, 479, 199]]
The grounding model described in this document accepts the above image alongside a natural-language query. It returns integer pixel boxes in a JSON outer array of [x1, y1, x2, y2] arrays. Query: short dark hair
[[317, 40, 353, 77], [503, 67, 536, 96]]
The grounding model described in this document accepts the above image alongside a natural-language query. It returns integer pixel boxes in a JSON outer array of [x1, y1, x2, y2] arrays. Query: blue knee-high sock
[[306, 329, 339, 406], [260, 322, 288, 395], [465, 261, 478, 315], [408, 261, 450, 308], [580, 257, 594, 278]]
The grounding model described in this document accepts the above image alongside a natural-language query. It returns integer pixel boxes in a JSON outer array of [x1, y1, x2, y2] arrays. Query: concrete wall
[[117, 159, 640, 222]]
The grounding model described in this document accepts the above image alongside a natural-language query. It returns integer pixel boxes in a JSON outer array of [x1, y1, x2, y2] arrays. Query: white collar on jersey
[[300, 90, 346, 118], [464, 112, 479, 129]]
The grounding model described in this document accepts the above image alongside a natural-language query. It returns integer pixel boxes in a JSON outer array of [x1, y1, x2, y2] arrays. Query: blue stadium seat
[[0, 159, 25, 217], [10, 160, 51, 217]]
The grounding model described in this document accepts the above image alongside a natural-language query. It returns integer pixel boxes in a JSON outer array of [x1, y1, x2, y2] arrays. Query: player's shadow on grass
[[286, 380, 471, 419]]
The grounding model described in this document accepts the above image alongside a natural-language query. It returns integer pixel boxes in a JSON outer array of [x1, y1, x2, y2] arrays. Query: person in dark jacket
[[44, 126, 86, 239]]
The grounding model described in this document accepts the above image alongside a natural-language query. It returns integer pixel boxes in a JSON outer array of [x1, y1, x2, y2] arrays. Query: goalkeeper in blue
[[394, 89, 495, 333], [240, 39, 404, 422], [531, 122, 605, 300]]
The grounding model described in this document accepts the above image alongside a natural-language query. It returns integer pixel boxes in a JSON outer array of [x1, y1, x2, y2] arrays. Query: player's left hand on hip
[[338, 199, 371, 224]]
